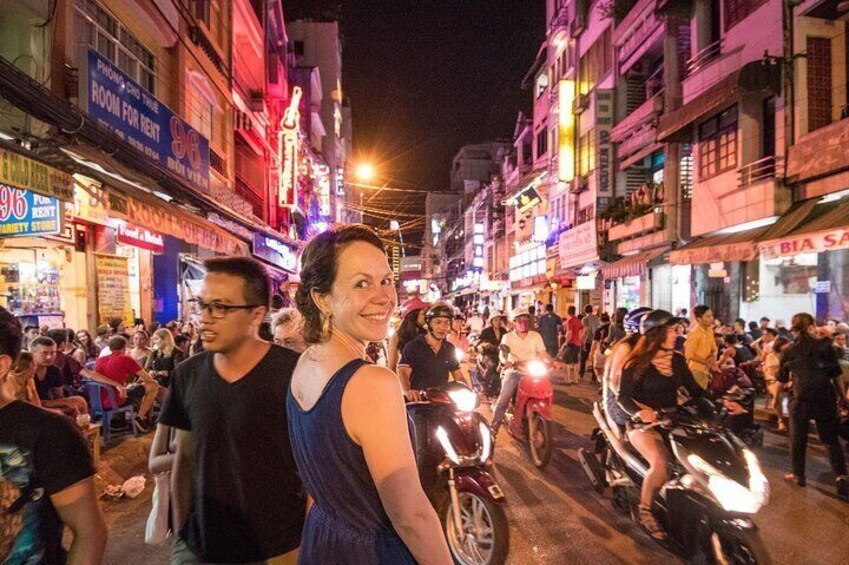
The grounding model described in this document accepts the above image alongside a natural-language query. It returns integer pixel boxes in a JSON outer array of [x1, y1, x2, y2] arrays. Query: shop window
[[725, 0, 768, 32], [536, 72, 549, 99], [191, 0, 225, 48], [75, 0, 156, 92], [536, 128, 548, 159], [698, 106, 737, 180]]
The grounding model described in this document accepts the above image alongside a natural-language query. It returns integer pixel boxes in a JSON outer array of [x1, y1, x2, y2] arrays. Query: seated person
[[95, 335, 160, 432], [30, 337, 89, 418], [272, 308, 307, 353]]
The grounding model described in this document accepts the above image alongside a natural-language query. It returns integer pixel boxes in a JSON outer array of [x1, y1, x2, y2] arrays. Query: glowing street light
[[355, 162, 376, 182]]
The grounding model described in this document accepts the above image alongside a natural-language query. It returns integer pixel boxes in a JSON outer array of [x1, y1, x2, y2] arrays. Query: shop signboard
[[595, 90, 614, 198], [117, 223, 165, 253], [252, 233, 298, 272], [95, 254, 133, 325], [82, 49, 210, 195], [0, 185, 62, 237], [759, 227, 849, 259], [558, 221, 598, 269], [0, 148, 73, 202]]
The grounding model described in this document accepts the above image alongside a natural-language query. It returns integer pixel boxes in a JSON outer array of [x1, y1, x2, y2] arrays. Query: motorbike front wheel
[[693, 526, 772, 565], [528, 413, 553, 468], [438, 490, 509, 565]]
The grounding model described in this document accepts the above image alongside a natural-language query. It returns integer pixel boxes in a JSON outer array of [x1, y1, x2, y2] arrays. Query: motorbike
[[408, 381, 509, 565], [579, 397, 771, 564], [499, 345, 555, 469]]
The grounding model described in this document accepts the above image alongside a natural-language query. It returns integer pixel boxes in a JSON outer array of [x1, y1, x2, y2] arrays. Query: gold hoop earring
[[321, 312, 332, 341]]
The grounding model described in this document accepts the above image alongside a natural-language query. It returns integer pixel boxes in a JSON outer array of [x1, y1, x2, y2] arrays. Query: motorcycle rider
[[618, 310, 743, 541], [491, 308, 548, 436], [398, 303, 471, 490], [478, 312, 507, 348], [398, 303, 471, 400], [602, 307, 651, 434]]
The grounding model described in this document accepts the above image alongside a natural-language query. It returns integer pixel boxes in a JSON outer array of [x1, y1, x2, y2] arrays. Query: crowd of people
[[3, 221, 849, 563]]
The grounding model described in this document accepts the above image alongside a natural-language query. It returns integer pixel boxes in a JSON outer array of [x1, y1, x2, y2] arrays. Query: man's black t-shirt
[[0, 401, 95, 563], [399, 335, 460, 390], [159, 345, 306, 562], [34, 366, 63, 400]]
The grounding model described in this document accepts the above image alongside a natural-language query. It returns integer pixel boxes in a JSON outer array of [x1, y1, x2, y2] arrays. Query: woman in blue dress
[[288, 224, 451, 565]]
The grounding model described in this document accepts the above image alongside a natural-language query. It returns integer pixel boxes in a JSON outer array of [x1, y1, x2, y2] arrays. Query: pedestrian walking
[[288, 224, 451, 564], [559, 306, 583, 384], [159, 257, 307, 563], [580, 305, 600, 378], [536, 303, 562, 359], [0, 306, 107, 563], [779, 313, 849, 497]]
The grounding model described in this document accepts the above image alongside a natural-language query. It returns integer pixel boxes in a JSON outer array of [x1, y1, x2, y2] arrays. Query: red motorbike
[[499, 345, 555, 468]]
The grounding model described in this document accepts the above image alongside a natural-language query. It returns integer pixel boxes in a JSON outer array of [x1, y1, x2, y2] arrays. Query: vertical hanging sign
[[278, 87, 302, 208]]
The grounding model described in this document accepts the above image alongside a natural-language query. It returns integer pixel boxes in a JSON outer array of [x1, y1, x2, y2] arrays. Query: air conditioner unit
[[248, 90, 265, 112]]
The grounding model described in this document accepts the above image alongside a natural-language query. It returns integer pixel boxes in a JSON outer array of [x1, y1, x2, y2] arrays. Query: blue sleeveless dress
[[287, 359, 417, 564]]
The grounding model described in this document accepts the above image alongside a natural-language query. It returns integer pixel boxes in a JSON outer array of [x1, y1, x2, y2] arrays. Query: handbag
[[144, 471, 171, 545]]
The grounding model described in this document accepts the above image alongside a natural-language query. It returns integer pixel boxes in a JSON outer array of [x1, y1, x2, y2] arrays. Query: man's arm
[[52, 477, 107, 564], [79, 368, 126, 400], [450, 368, 471, 387], [170, 427, 194, 532]]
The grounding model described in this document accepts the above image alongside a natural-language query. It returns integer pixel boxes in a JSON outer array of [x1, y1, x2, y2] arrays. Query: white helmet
[[510, 307, 530, 321]]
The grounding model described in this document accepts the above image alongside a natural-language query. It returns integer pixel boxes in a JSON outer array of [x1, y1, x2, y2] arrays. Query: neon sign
[[278, 87, 302, 207]]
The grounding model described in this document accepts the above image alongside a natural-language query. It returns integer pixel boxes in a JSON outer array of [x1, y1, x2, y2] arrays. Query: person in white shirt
[[491, 308, 548, 435]]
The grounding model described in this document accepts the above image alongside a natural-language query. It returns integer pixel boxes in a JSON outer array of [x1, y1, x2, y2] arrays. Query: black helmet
[[624, 307, 652, 333], [640, 309, 685, 335], [425, 303, 455, 322]]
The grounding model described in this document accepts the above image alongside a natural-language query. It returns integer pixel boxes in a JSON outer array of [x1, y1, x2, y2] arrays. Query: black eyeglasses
[[189, 299, 264, 319]]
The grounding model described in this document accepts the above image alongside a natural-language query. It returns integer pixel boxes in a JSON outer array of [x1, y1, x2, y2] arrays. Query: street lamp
[[355, 162, 376, 183]]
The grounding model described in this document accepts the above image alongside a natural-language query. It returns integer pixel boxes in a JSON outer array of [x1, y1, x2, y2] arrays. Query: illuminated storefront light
[[558, 80, 575, 182]]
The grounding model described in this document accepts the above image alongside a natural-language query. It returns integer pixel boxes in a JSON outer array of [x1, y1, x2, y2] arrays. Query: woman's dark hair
[[74, 330, 99, 360], [397, 308, 425, 352], [772, 336, 791, 354], [296, 224, 385, 344], [790, 312, 815, 335], [613, 307, 628, 325], [0, 307, 23, 361], [600, 313, 610, 324], [623, 326, 670, 380]]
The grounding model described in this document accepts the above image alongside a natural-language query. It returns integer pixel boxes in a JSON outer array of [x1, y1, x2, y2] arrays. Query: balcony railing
[[686, 38, 723, 76], [645, 66, 664, 99], [549, 4, 568, 31], [737, 155, 779, 188]]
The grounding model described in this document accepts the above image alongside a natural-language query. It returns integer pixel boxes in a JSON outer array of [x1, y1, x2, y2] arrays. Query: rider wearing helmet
[[397, 303, 470, 402], [618, 309, 742, 541], [490, 307, 548, 435]]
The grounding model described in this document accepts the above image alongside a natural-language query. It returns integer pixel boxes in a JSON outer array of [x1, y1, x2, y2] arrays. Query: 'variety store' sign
[[0, 185, 62, 237]]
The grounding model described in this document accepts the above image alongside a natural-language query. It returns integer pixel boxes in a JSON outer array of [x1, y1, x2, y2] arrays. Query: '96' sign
[[0, 185, 61, 237]]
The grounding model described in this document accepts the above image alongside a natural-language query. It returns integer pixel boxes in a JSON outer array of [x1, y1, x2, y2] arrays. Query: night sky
[[285, 0, 545, 238]]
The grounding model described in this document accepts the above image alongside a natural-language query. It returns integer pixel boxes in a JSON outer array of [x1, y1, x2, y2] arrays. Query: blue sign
[[252, 233, 298, 272], [0, 185, 62, 237], [84, 49, 210, 194]]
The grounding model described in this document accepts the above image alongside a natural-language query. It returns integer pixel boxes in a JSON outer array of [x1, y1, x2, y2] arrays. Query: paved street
[[490, 381, 849, 565], [101, 379, 849, 565]]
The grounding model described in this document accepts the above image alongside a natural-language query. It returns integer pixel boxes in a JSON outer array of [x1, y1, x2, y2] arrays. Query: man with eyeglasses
[[159, 257, 306, 564]]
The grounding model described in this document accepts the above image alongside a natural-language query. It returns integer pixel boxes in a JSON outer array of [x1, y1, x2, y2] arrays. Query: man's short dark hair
[[0, 307, 23, 360], [174, 333, 189, 347], [47, 328, 68, 347], [567, 305, 576, 315], [748, 321, 758, 331], [734, 318, 746, 326], [584, 304, 593, 314], [759, 316, 770, 323], [545, 303, 554, 313], [30, 336, 56, 350], [204, 256, 270, 308], [764, 328, 778, 337], [108, 335, 128, 351], [694, 305, 711, 319], [271, 294, 285, 310], [24, 325, 38, 334], [600, 313, 610, 323]]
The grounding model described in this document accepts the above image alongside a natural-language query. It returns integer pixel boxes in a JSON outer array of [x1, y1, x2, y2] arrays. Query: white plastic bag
[[145, 472, 171, 545]]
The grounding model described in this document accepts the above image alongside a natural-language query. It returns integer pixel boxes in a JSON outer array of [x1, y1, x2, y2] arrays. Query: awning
[[758, 198, 849, 259], [602, 247, 668, 279], [656, 70, 741, 142], [669, 226, 768, 265]]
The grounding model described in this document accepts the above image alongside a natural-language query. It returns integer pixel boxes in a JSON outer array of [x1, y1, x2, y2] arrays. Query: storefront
[[601, 247, 683, 313], [252, 232, 300, 304], [557, 221, 601, 311], [0, 147, 79, 329]]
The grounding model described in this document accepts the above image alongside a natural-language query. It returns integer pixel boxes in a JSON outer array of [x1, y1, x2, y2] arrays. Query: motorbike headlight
[[455, 348, 465, 362], [527, 360, 547, 378], [687, 454, 766, 514], [743, 449, 770, 504], [479, 422, 492, 462], [436, 426, 460, 464], [447, 387, 478, 412]]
